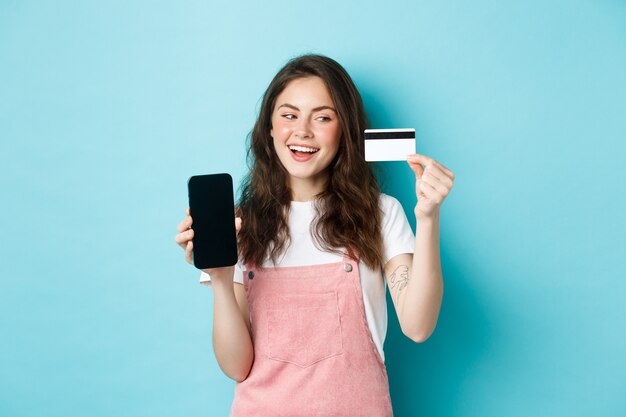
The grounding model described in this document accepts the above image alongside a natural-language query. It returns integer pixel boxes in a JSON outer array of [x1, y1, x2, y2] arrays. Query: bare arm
[[385, 154, 454, 343], [385, 214, 443, 343], [210, 271, 254, 382], [175, 211, 253, 381]]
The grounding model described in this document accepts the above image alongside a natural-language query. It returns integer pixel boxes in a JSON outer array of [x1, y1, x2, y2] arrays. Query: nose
[[294, 118, 313, 139]]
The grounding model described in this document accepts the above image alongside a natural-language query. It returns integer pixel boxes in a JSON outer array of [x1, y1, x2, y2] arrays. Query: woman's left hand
[[407, 154, 455, 220]]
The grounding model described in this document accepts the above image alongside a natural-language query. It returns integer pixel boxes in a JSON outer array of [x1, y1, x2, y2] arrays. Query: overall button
[[248, 271, 255, 280], [343, 264, 353, 272]]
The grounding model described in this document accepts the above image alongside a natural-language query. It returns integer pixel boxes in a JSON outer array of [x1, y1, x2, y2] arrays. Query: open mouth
[[288, 145, 319, 155]]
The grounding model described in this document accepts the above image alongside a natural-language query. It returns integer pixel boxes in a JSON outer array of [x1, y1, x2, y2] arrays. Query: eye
[[316, 115, 332, 122], [282, 113, 296, 120]]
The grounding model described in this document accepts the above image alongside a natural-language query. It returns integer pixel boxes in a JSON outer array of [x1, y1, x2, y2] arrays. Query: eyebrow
[[277, 103, 337, 113]]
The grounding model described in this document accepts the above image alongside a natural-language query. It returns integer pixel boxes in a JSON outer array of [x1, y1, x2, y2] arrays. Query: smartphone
[[187, 173, 238, 269]]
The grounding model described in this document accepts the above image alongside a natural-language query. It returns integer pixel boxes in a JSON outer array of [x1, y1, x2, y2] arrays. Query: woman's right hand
[[175, 208, 195, 264], [176, 208, 251, 381], [174, 208, 242, 284]]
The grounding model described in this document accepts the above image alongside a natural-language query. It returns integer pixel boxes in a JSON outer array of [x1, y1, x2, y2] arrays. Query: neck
[[289, 175, 328, 202]]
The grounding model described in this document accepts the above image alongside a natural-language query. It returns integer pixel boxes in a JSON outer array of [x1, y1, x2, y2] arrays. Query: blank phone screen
[[187, 173, 238, 269]]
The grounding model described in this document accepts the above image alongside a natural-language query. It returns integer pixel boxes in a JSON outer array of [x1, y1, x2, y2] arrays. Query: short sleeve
[[199, 263, 245, 288], [380, 194, 415, 264]]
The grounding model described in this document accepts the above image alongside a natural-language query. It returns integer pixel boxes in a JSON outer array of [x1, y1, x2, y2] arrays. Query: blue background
[[1, 1, 625, 416]]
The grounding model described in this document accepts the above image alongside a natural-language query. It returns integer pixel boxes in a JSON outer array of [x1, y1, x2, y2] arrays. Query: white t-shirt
[[200, 193, 415, 361]]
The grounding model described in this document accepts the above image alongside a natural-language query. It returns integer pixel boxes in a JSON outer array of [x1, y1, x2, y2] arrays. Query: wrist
[[414, 207, 440, 223], [204, 267, 235, 289]]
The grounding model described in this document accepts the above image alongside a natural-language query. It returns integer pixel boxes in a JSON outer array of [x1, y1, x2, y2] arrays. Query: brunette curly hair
[[237, 54, 383, 269]]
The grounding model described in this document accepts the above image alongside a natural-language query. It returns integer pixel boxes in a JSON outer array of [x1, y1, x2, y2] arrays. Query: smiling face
[[270, 76, 342, 201]]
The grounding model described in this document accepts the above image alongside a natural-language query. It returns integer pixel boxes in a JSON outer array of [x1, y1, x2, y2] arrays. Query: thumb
[[235, 217, 242, 233], [407, 160, 424, 179]]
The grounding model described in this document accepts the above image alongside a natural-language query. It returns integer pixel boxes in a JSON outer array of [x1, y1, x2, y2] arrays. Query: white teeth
[[289, 145, 319, 153]]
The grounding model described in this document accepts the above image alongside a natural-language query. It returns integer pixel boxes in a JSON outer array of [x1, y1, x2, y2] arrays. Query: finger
[[174, 232, 184, 246], [407, 153, 435, 168], [177, 216, 193, 233], [424, 165, 454, 188], [409, 154, 455, 180], [419, 181, 444, 204], [235, 217, 242, 233], [431, 160, 455, 179], [407, 160, 424, 178], [174, 229, 194, 247], [185, 241, 193, 264], [421, 171, 451, 197], [186, 207, 190, 216]]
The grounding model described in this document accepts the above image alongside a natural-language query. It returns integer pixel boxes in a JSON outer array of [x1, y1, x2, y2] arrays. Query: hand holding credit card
[[364, 128, 415, 161]]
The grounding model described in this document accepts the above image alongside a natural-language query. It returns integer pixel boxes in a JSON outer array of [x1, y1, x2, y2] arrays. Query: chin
[[284, 165, 324, 180]]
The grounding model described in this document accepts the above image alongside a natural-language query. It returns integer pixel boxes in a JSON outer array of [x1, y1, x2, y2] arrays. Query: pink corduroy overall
[[230, 255, 393, 417]]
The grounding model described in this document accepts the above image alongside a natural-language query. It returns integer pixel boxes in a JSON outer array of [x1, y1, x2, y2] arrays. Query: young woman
[[175, 54, 455, 416]]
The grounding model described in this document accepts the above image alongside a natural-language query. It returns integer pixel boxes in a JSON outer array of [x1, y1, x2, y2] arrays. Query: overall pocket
[[266, 292, 343, 368]]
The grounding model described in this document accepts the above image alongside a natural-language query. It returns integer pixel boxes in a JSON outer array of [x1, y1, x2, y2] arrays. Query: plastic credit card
[[364, 128, 415, 161]]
